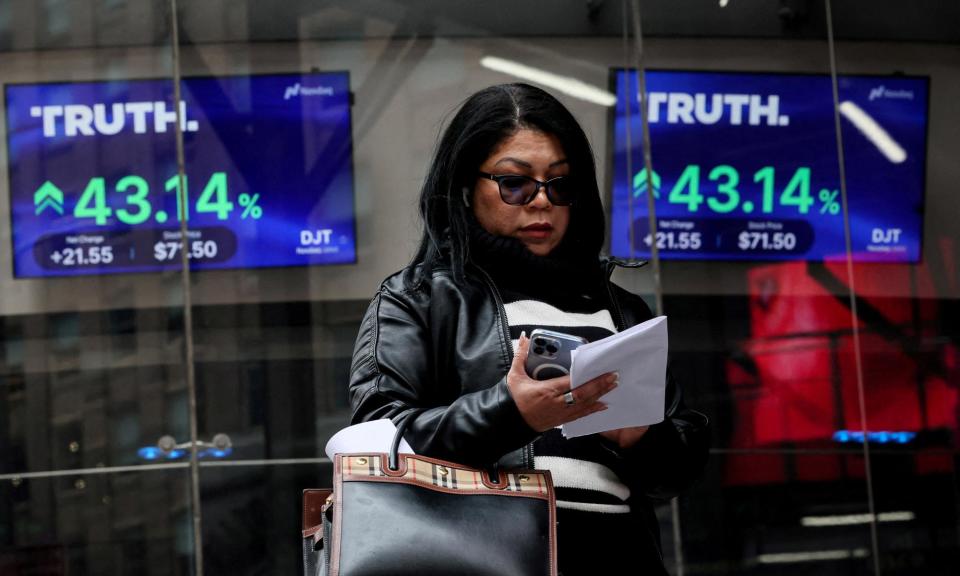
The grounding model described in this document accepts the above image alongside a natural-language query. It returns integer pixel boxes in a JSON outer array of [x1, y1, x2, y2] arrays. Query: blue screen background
[[6, 72, 356, 277], [609, 70, 928, 262]]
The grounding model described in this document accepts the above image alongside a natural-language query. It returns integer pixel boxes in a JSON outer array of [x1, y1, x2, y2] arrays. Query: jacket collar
[[600, 256, 648, 278]]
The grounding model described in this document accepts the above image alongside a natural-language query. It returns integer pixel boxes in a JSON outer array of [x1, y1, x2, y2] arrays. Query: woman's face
[[472, 129, 571, 257]]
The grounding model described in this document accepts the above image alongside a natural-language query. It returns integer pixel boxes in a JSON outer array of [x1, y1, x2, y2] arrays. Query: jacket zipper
[[473, 264, 514, 364], [605, 280, 627, 332], [473, 263, 536, 469], [602, 259, 628, 331]]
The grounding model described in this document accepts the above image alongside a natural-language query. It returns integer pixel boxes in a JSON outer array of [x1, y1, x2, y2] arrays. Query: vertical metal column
[[628, 0, 664, 316], [628, 1, 679, 573], [824, 2, 882, 574], [169, 1, 204, 574], [622, 1, 634, 261]]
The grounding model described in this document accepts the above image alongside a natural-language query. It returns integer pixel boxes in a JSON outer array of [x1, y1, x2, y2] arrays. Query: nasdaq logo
[[868, 85, 914, 101], [29, 101, 199, 138], [283, 83, 334, 100], [643, 92, 790, 127]]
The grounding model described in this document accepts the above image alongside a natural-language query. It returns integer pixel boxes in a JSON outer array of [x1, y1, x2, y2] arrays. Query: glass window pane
[[622, 2, 879, 573], [832, 1, 960, 572], [0, 470, 192, 575], [0, 1, 197, 573]]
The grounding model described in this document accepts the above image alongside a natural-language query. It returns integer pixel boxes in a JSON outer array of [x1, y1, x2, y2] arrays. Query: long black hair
[[407, 83, 606, 285]]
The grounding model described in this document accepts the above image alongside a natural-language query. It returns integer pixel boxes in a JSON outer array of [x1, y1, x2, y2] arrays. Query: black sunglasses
[[477, 172, 575, 206]]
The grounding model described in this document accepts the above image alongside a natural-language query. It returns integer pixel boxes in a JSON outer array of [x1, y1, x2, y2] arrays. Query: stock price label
[[34, 227, 237, 271], [632, 218, 814, 258]]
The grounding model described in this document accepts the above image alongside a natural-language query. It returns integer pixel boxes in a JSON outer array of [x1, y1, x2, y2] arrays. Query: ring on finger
[[563, 391, 576, 406]]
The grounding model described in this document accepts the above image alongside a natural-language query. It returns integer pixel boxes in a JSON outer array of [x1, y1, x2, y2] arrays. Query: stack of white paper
[[562, 316, 668, 438]]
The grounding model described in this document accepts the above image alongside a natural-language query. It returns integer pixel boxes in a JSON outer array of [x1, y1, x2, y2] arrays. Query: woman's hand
[[599, 426, 649, 449], [507, 333, 618, 433]]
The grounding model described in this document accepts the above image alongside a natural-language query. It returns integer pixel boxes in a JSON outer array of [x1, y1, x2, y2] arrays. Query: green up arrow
[[632, 168, 661, 199], [34, 181, 65, 215]]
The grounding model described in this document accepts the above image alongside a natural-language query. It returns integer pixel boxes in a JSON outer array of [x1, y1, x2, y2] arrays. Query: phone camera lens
[[546, 344, 558, 354], [534, 338, 546, 346], [533, 347, 544, 355]]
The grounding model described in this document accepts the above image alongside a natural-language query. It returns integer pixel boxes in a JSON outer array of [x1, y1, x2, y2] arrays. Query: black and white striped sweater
[[470, 228, 633, 515], [500, 285, 633, 514]]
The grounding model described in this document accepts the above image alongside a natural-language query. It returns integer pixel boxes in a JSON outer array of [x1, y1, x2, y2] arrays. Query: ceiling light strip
[[480, 56, 617, 107]]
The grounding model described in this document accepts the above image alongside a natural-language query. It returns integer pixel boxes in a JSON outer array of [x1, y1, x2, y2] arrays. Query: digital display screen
[[5, 72, 356, 277], [609, 70, 928, 262]]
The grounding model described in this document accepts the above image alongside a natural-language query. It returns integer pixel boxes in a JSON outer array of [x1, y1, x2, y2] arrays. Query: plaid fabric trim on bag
[[340, 454, 550, 496]]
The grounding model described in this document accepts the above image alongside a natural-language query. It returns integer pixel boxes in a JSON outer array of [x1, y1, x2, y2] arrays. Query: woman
[[349, 83, 709, 575]]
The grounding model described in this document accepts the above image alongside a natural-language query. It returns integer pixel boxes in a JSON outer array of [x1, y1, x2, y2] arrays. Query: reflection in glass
[[829, 1, 960, 573], [0, 470, 192, 575]]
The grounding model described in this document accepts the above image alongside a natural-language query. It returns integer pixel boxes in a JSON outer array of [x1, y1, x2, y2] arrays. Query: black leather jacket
[[349, 258, 710, 501]]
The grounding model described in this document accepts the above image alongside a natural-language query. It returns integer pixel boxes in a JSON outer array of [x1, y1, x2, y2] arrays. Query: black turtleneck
[[470, 221, 605, 312], [468, 223, 614, 344]]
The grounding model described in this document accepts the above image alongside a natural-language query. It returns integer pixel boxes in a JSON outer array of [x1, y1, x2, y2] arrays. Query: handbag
[[302, 413, 558, 576]]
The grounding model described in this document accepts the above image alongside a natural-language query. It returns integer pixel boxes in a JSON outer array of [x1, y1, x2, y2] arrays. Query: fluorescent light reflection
[[833, 429, 916, 444], [137, 446, 232, 461], [838, 101, 907, 164], [801, 511, 915, 527], [479, 56, 617, 107], [757, 548, 869, 564]]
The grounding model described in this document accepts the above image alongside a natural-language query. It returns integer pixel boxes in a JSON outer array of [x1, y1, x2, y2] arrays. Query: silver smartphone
[[524, 328, 588, 380]]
